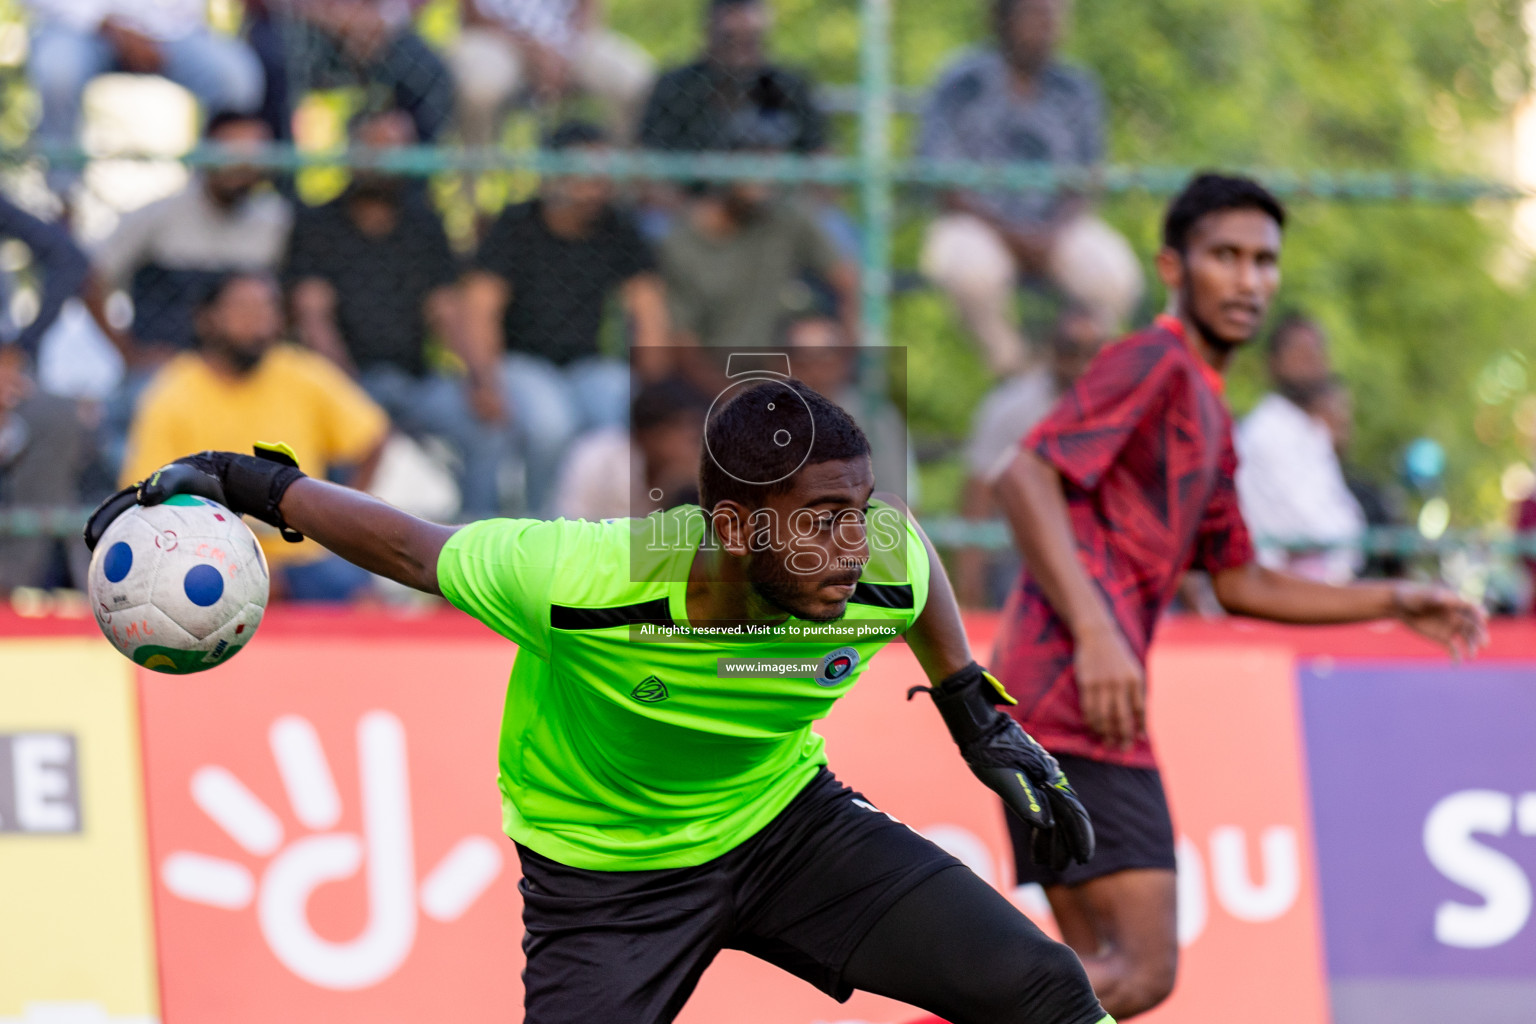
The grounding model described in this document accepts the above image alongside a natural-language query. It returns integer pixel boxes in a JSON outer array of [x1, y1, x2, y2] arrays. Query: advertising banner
[[1301, 663, 1536, 1023], [0, 639, 158, 1024], [1141, 645, 1330, 1024], [138, 637, 523, 1023], [18, 609, 1516, 1023]]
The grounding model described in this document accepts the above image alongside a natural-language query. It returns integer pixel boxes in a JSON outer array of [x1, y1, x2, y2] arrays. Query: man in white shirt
[[447, 0, 654, 142], [1235, 314, 1365, 582], [25, 0, 263, 194]]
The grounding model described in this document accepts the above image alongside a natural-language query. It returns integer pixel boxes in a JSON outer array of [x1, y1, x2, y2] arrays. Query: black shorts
[[517, 767, 961, 1024], [1009, 753, 1177, 889]]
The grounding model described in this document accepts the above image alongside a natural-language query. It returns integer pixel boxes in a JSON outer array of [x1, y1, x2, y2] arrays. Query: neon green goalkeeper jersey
[[436, 502, 930, 870]]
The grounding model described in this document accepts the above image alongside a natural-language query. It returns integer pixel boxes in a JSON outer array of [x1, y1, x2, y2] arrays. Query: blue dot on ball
[[103, 541, 133, 583], [183, 564, 225, 607]]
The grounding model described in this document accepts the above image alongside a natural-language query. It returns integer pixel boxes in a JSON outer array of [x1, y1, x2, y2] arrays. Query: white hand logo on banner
[[159, 711, 504, 990]]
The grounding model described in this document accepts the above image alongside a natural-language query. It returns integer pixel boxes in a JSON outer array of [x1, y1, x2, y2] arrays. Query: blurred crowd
[[0, 0, 1498, 606]]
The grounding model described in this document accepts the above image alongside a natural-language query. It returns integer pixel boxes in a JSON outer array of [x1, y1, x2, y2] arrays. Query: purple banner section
[[1300, 663, 1536, 979]]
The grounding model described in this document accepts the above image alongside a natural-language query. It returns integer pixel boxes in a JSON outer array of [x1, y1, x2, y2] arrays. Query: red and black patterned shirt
[[993, 316, 1255, 768]]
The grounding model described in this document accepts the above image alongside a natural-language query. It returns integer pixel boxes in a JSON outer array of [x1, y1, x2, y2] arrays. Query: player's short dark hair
[[204, 110, 268, 140], [1162, 173, 1286, 253], [698, 378, 870, 512], [544, 120, 608, 150], [1266, 311, 1323, 357]]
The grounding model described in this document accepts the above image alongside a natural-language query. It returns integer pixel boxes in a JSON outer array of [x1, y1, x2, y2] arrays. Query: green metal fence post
[[858, 0, 893, 347]]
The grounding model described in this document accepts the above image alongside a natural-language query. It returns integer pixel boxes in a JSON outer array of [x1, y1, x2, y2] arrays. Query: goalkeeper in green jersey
[[88, 378, 1110, 1024]]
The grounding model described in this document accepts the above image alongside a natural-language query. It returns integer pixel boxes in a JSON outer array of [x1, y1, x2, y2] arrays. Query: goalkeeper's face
[[741, 457, 874, 623]]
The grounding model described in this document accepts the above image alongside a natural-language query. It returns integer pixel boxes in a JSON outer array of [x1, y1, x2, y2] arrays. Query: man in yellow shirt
[[122, 271, 389, 600]]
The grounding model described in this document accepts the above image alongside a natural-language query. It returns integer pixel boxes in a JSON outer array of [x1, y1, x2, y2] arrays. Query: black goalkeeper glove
[[84, 442, 307, 551], [909, 662, 1095, 871]]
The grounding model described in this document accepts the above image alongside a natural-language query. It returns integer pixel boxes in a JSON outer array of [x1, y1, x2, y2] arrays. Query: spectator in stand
[[286, 108, 505, 519], [463, 121, 666, 514], [660, 126, 857, 350], [84, 111, 291, 475], [243, 0, 454, 144], [639, 0, 825, 156], [954, 304, 1103, 606], [0, 340, 93, 592], [447, 0, 655, 143], [25, 0, 264, 195], [0, 196, 90, 362], [552, 376, 710, 522], [782, 313, 910, 499], [121, 272, 388, 602], [86, 112, 291, 364], [917, 0, 1140, 377], [1235, 314, 1365, 583]]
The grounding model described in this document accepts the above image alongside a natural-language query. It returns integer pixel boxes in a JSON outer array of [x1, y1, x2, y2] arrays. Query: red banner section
[[1141, 645, 1329, 1024], [139, 638, 524, 1023]]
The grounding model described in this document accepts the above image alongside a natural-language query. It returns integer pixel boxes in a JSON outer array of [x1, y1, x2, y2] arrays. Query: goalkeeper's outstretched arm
[[278, 478, 458, 595], [85, 449, 460, 597]]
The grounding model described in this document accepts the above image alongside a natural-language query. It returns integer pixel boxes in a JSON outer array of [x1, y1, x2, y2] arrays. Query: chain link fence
[[0, 0, 1532, 606]]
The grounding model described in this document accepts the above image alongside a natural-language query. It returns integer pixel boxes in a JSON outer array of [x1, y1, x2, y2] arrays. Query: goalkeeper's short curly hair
[[698, 378, 870, 513]]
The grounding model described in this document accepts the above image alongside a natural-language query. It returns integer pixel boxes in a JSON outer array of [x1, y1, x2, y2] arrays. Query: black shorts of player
[[517, 767, 1107, 1024], [1010, 753, 1177, 889]]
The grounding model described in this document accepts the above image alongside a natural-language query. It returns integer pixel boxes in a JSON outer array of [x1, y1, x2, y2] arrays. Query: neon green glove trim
[[982, 669, 1018, 706], [254, 440, 300, 467]]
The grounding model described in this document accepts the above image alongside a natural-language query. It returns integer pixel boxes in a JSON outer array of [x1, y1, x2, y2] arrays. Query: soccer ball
[[88, 495, 269, 674]]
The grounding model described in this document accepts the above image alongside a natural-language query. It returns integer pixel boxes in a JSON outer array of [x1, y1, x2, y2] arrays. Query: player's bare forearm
[[992, 450, 1116, 639], [880, 494, 972, 680], [279, 478, 457, 595], [1212, 562, 1489, 658], [905, 526, 975, 682], [1211, 562, 1392, 623]]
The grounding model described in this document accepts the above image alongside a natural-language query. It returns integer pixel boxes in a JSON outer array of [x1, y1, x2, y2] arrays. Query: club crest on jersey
[[814, 647, 860, 687], [630, 675, 670, 703]]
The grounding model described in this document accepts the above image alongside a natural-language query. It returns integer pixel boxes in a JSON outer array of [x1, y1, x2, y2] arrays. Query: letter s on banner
[[1424, 790, 1532, 949]]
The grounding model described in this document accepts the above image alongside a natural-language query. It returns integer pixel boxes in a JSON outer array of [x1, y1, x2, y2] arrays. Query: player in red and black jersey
[[989, 173, 1487, 1019]]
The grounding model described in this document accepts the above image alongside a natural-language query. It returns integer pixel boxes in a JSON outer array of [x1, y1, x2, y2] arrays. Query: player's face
[[1164, 207, 1282, 349], [747, 457, 874, 623]]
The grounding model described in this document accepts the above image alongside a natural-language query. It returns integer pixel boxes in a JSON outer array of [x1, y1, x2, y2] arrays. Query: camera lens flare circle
[[704, 376, 817, 487]]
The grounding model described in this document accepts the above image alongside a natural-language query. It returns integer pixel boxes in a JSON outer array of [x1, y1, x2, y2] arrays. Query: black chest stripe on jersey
[[850, 582, 914, 610], [550, 597, 674, 631]]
